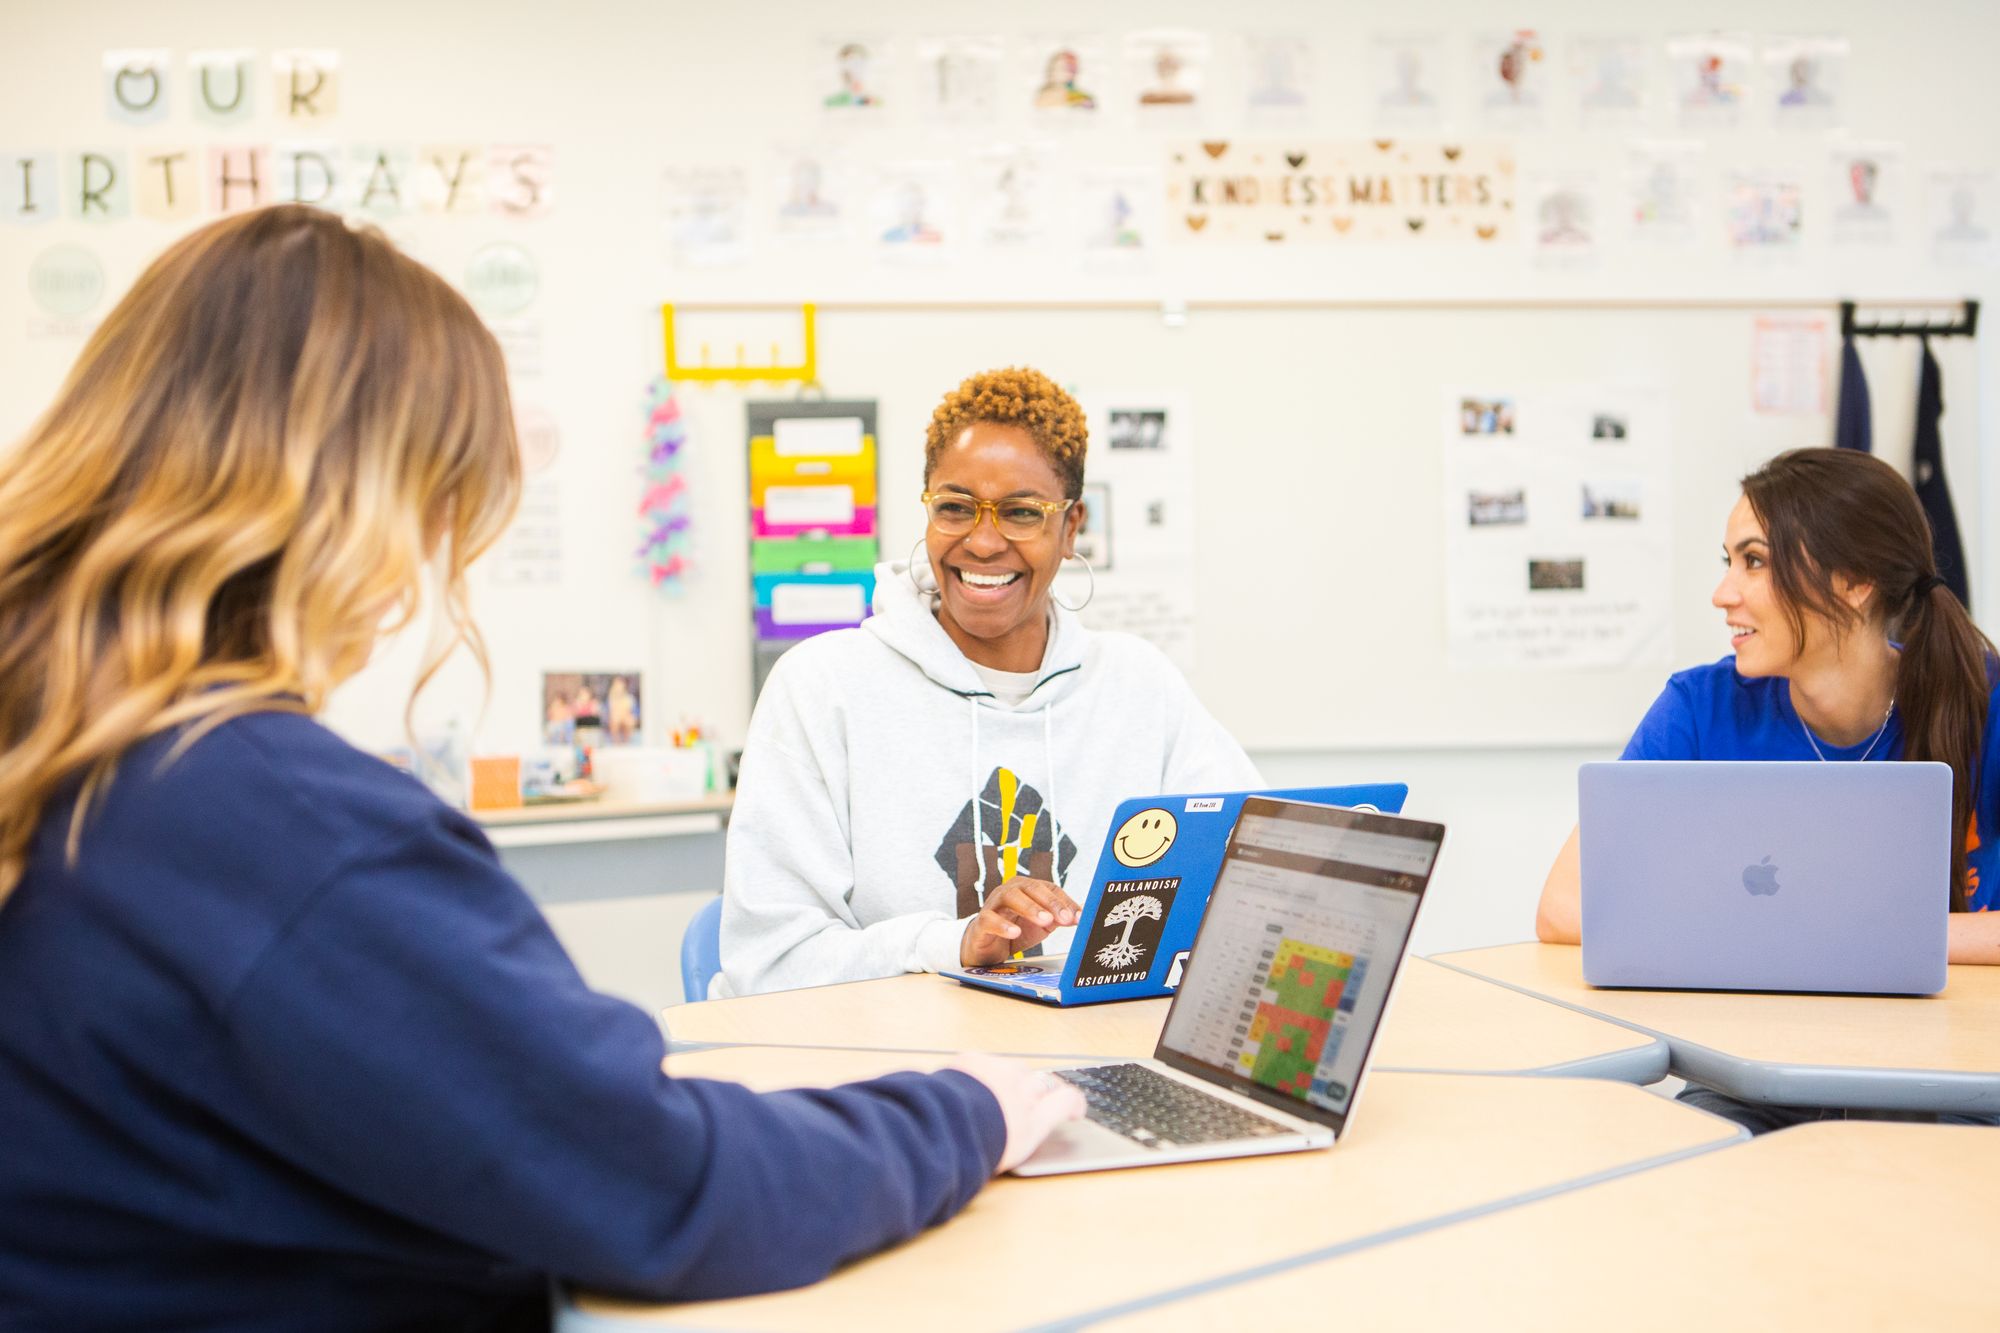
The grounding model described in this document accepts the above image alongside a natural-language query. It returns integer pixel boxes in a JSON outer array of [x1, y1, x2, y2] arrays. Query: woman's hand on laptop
[[949, 1053, 1088, 1173], [960, 877, 1083, 967]]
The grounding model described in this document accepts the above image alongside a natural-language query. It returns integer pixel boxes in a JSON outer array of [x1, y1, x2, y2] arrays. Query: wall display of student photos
[[628, 18, 1999, 293], [2, 3, 1992, 757]]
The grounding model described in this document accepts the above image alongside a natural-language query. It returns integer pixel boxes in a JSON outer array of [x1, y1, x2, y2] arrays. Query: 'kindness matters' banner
[[1166, 140, 1515, 243]]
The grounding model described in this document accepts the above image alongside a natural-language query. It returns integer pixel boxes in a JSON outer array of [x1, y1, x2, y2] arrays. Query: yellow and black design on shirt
[[933, 766, 1079, 919]]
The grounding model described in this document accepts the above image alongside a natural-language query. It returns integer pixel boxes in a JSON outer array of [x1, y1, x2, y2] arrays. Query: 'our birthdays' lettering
[[5, 49, 553, 223]]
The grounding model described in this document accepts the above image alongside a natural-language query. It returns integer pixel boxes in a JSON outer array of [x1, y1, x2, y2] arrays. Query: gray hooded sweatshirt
[[716, 558, 1260, 997]]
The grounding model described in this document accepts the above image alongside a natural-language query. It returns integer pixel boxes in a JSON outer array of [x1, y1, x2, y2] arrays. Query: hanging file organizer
[[745, 399, 881, 700]]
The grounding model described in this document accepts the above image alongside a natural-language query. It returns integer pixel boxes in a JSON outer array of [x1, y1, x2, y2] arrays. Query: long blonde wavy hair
[[0, 205, 521, 903]]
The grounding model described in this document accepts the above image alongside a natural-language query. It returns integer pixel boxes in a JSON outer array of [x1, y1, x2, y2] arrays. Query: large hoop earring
[[1051, 553, 1095, 612], [907, 538, 940, 596]]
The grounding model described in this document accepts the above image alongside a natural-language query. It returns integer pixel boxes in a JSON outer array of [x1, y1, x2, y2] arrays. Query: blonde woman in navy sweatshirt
[[0, 206, 1080, 1331]]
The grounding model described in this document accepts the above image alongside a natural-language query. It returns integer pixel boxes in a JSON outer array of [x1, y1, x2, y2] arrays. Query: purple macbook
[[1579, 761, 1950, 995]]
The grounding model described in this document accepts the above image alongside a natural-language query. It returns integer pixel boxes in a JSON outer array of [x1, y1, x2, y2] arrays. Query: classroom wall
[[4, 0, 1998, 990]]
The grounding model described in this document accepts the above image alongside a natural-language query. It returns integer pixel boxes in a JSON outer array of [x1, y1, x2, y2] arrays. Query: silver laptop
[[1013, 798, 1445, 1176], [1579, 761, 1950, 996]]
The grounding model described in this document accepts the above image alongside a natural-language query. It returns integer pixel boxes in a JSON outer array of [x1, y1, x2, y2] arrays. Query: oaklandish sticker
[[1074, 878, 1181, 987]]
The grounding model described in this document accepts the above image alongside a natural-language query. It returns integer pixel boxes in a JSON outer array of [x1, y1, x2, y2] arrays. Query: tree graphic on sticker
[[1095, 895, 1164, 969], [1073, 878, 1181, 986]]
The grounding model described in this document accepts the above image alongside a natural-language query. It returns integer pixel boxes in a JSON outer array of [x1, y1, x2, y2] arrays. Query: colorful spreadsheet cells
[[1246, 939, 1359, 1101]]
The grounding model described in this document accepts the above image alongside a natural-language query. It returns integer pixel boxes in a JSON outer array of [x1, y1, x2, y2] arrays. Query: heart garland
[[638, 376, 692, 589]]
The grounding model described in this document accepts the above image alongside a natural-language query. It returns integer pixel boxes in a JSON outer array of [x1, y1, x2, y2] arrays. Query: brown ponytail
[[1743, 449, 1992, 910]]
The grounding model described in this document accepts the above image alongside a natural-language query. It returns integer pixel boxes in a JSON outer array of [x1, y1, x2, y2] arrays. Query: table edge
[[1427, 950, 2000, 1112], [553, 1114, 1749, 1333]]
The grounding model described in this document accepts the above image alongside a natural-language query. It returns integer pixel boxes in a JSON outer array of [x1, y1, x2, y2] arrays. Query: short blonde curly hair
[[924, 367, 1087, 499]]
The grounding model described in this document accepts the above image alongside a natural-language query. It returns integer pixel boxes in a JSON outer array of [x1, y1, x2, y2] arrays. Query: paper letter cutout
[[273, 49, 341, 121], [420, 143, 486, 215], [6, 152, 57, 223], [208, 145, 270, 214], [276, 143, 338, 206], [191, 49, 255, 126], [138, 147, 200, 220], [349, 144, 411, 216], [73, 150, 131, 221], [488, 144, 553, 218], [104, 50, 169, 126]]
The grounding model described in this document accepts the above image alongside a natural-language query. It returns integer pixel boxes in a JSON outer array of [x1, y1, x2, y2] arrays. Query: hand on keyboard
[[950, 1053, 1089, 1172], [1055, 1064, 1294, 1147]]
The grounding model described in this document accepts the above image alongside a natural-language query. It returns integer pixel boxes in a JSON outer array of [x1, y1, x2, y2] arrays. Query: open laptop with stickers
[[941, 784, 1408, 1007], [1012, 797, 1446, 1175]]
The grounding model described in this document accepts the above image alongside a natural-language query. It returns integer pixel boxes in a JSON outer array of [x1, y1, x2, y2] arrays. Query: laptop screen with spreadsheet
[[1155, 797, 1443, 1132]]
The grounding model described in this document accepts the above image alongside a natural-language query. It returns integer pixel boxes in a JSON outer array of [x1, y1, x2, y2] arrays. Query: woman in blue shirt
[[1539, 447, 2000, 957], [1536, 448, 1999, 1128], [0, 206, 1081, 1330]]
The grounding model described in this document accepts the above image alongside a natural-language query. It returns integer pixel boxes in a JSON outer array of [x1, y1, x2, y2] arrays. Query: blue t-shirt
[[0, 712, 1003, 1330], [1622, 655, 2000, 912]]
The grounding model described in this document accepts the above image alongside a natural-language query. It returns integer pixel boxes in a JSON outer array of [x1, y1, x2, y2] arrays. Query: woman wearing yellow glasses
[[719, 367, 1260, 996]]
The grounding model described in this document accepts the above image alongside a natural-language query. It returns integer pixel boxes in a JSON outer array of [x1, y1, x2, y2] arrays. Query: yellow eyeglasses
[[920, 491, 1074, 541]]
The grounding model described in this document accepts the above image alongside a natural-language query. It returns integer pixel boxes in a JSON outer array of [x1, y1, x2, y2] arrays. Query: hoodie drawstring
[[969, 697, 984, 904], [968, 691, 1066, 910], [1043, 700, 1065, 896]]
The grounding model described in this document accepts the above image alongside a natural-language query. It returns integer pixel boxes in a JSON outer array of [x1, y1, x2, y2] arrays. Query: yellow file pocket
[[749, 435, 877, 487], [751, 470, 878, 512]]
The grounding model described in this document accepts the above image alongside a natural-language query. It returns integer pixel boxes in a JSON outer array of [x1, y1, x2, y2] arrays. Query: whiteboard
[[745, 303, 1978, 749], [0, 0, 1992, 755]]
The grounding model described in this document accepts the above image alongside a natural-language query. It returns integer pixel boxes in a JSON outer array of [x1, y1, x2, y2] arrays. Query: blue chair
[[680, 896, 724, 1003]]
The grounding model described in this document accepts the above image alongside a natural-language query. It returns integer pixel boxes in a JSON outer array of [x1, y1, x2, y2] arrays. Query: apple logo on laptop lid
[[1742, 856, 1781, 897]]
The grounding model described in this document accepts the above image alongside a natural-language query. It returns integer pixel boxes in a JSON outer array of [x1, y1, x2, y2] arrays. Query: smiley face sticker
[[1112, 807, 1178, 868]]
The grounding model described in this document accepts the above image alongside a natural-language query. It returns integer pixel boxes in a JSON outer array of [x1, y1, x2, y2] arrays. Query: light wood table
[[561, 1046, 1740, 1332], [663, 974, 1171, 1058], [1374, 958, 1664, 1081], [1104, 1120, 2000, 1331], [663, 959, 1668, 1081], [1435, 942, 2000, 1114]]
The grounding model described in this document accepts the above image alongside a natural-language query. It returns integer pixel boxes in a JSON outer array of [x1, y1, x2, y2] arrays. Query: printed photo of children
[[543, 672, 642, 747]]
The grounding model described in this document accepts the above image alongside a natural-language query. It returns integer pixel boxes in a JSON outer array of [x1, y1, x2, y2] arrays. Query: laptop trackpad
[[1010, 1117, 1139, 1175]]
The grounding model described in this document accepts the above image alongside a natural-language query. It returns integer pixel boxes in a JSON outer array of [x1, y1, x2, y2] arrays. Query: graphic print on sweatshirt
[[934, 766, 1079, 919]]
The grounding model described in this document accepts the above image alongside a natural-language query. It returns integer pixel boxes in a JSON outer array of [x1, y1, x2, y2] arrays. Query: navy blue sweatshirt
[[0, 712, 1004, 1330]]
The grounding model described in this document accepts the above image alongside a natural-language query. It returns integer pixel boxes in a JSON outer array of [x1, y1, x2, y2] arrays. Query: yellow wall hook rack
[[661, 302, 818, 385]]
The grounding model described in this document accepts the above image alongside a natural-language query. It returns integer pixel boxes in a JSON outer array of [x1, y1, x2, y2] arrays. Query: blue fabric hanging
[[1912, 336, 1969, 605], [1833, 335, 1872, 451]]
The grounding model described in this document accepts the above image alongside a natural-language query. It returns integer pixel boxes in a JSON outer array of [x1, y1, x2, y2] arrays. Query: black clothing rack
[[1840, 299, 1979, 340]]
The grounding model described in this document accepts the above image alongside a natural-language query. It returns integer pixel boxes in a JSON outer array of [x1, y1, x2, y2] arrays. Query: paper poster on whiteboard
[[1443, 386, 1673, 670], [1066, 392, 1197, 673], [488, 405, 563, 588]]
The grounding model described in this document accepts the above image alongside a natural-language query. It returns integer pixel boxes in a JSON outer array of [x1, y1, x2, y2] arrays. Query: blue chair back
[[680, 896, 724, 1003]]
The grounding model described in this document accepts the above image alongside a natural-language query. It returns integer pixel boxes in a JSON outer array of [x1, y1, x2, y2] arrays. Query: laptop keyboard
[[1054, 1063, 1298, 1148]]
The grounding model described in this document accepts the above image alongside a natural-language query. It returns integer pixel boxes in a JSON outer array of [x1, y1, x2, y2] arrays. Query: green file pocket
[[751, 535, 878, 577]]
